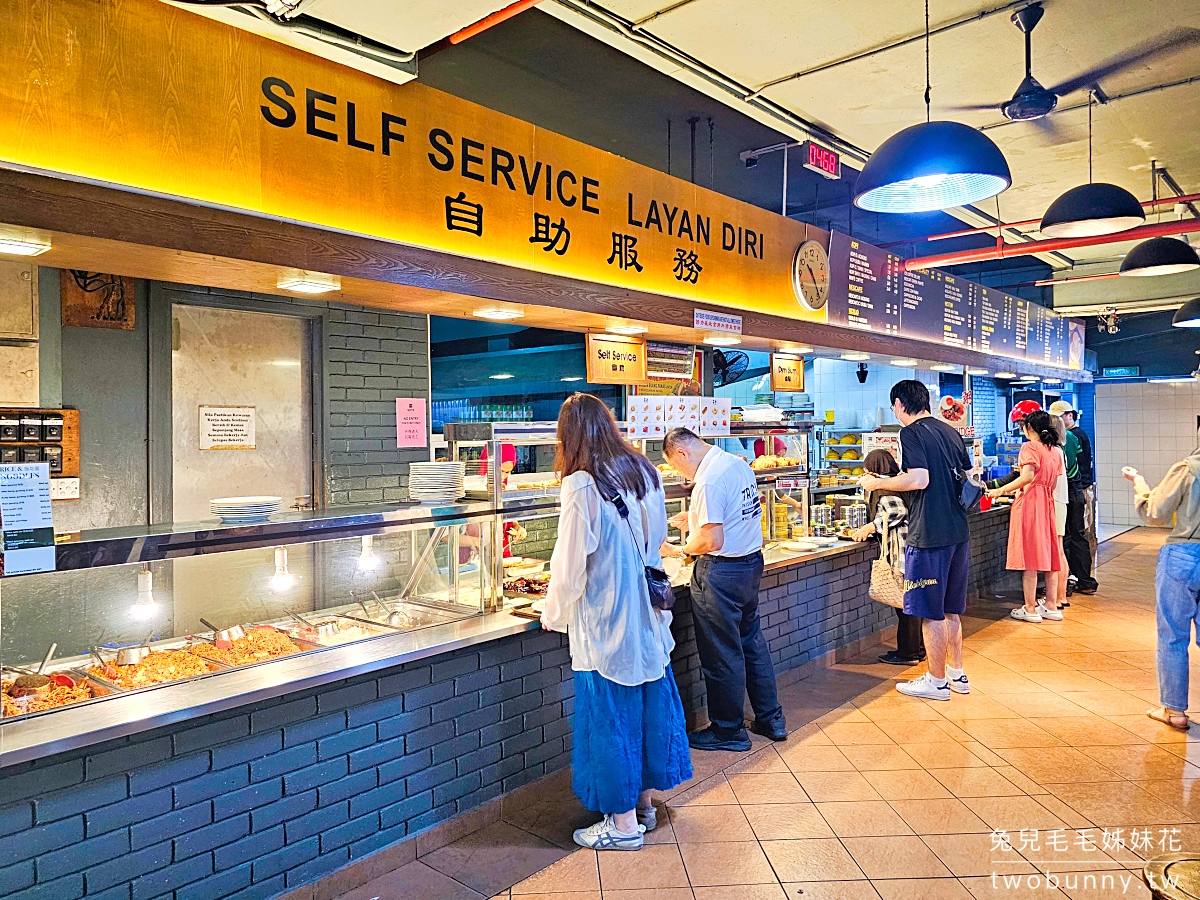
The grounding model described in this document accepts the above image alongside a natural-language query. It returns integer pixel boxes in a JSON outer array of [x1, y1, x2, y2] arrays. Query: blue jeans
[[1156, 543, 1200, 711]]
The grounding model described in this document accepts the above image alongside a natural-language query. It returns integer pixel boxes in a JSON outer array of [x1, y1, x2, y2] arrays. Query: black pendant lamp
[[1172, 297, 1200, 328], [853, 0, 1010, 214], [1040, 93, 1144, 238], [1120, 237, 1200, 277]]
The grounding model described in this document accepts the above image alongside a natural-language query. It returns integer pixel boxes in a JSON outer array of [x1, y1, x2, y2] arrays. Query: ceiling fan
[[950, 3, 1200, 129]]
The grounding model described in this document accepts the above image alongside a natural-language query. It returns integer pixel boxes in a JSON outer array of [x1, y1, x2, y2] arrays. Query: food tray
[[1, 672, 119, 719], [188, 627, 319, 668], [338, 598, 474, 632], [81, 650, 226, 692], [277, 614, 399, 647]]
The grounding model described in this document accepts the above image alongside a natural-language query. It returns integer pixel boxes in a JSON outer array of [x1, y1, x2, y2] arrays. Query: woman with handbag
[[988, 410, 1065, 623], [855, 449, 923, 665], [540, 393, 692, 851]]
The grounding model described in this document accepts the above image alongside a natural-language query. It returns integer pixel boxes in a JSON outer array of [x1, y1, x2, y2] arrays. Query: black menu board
[[899, 267, 948, 344], [824, 231, 1082, 369], [1026, 302, 1049, 363], [826, 232, 902, 335]]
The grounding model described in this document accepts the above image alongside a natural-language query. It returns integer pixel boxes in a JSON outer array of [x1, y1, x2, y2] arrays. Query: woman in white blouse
[[541, 393, 692, 851]]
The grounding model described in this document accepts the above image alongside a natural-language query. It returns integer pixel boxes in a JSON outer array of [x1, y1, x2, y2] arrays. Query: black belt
[[703, 550, 763, 564]]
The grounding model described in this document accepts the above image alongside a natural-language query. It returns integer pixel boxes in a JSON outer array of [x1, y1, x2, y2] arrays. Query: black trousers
[[1065, 490, 1097, 590], [896, 609, 925, 658], [690, 552, 784, 739]]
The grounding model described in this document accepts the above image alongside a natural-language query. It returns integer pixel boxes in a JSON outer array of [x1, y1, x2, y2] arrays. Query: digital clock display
[[801, 141, 840, 180]]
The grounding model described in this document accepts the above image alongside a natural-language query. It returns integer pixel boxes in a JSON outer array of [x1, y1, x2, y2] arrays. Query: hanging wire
[[1087, 89, 1093, 183], [924, 0, 932, 122]]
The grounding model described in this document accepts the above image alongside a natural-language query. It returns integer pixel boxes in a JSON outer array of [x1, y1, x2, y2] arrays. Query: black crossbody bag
[[605, 489, 675, 611], [933, 424, 984, 512]]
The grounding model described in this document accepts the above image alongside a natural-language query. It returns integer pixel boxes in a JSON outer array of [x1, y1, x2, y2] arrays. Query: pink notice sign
[[396, 399, 428, 448]]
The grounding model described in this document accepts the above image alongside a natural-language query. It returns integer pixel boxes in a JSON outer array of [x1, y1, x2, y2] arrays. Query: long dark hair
[[863, 448, 908, 518], [555, 393, 658, 499], [1023, 410, 1060, 447]]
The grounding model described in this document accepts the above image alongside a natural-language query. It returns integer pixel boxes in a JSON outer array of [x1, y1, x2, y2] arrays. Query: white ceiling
[[293, 0, 512, 53], [552, 0, 1200, 270]]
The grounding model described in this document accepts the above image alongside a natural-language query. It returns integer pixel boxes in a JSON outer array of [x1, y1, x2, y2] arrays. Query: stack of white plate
[[210, 496, 283, 523], [409, 462, 465, 503]]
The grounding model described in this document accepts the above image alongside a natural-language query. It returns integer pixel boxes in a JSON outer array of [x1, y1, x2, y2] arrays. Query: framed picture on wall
[[61, 270, 136, 330]]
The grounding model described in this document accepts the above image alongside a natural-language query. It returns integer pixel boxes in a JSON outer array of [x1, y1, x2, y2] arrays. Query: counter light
[[0, 235, 52, 256], [995, 371, 1017, 379], [890, 358, 919, 367], [357, 535, 381, 572], [781, 345, 814, 354], [703, 335, 741, 346], [561, 376, 584, 382], [473, 306, 524, 320], [930, 364, 958, 372], [489, 373, 515, 380], [965, 367, 990, 376], [271, 360, 301, 367], [607, 323, 649, 335], [840, 352, 870, 361], [277, 270, 341, 294], [1043, 378, 1063, 385], [1017, 375, 1039, 382], [130, 565, 157, 621], [270, 547, 294, 593]]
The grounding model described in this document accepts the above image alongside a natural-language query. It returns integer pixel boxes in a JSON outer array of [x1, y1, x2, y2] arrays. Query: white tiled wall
[[808, 359, 939, 430], [1095, 381, 1200, 526]]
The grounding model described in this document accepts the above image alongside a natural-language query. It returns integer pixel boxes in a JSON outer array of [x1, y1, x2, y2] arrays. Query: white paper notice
[[626, 396, 665, 438], [0, 463, 56, 576], [200, 406, 256, 450], [699, 398, 731, 437]]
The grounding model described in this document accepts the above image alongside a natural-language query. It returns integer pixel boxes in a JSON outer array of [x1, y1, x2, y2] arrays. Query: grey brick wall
[[160, 285, 429, 508], [508, 516, 558, 561], [0, 629, 571, 900], [968, 507, 1019, 596]]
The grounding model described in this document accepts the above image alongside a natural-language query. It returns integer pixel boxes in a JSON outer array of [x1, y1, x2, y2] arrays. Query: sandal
[[1147, 707, 1191, 731]]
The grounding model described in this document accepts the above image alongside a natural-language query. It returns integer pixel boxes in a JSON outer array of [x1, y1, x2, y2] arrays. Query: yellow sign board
[[0, 0, 824, 325], [770, 355, 805, 392], [586, 334, 648, 385]]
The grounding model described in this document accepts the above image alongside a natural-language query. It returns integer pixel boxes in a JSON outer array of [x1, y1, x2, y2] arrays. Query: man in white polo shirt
[[661, 428, 786, 751]]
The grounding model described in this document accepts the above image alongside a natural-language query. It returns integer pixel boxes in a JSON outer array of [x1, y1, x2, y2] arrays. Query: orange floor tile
[[340, 528, 1189, 899]]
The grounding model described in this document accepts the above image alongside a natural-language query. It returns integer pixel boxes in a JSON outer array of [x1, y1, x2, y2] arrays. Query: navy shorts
[[903, 541, 969, 621]]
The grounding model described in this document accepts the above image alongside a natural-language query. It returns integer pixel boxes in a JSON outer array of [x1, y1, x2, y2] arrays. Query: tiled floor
[[340, 528, 1194, 900]]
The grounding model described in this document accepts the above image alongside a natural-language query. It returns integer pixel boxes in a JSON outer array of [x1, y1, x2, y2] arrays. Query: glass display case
[[0, 504, 501, 725]]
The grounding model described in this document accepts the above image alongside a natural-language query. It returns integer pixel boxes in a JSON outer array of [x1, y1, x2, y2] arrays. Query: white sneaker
[[573, 815, 645, 851], [945, 666, 970, 694], [896, 673, 951, 701], [1011, 607, 1043, 623], [1037, 605, 1064, 621], [636, 806, 657, 832]]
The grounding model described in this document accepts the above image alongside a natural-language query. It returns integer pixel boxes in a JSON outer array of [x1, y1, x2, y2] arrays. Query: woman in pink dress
[[988, 410, 1064, 623]]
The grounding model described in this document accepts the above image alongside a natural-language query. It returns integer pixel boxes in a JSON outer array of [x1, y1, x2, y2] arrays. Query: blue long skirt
[[571, 667, 694, 814]]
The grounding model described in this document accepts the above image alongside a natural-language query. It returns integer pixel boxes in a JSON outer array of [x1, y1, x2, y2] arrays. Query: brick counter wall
[[0, 520, 1020, 900]]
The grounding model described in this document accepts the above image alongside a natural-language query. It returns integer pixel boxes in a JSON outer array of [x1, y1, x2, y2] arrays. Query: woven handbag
[[868, 513, 906, 609]]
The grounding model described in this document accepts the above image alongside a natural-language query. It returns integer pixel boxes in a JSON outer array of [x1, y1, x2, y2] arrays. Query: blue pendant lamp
[[854, 0, 1011, 213], [1171, 296, 1200, 328], [1040, 93, 1144, 238]]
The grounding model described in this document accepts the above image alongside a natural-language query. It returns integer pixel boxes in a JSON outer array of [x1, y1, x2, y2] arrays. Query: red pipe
[[903, 218, 1200, 271], [449, 0, 542, 44], [880, 192, 1200, 248]]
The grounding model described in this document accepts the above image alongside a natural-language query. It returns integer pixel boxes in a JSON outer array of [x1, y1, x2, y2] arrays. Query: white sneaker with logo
[[896, 673, 951, 701], [636, 806, 657, 832], [573, 815, 646, 851], [945, 666, 970, 694]]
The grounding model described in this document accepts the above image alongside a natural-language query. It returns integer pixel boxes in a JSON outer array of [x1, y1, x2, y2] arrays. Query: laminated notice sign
[[0, 463, 55, 575], [699, 398, 731, 437], [396, 399, 428, 448], [200, 406, 256, 450]]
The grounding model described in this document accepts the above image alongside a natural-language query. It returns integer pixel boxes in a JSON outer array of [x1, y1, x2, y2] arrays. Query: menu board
[[826, 233, 902, 335], [826, 230, 1082, 369]]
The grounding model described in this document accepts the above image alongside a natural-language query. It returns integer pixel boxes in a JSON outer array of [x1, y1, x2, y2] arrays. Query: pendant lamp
[[853, 0, 1011, 213], [1039, 93, 1144, 238], [1171, 296, 1200, 328], [1119, 237, 1200, 277]]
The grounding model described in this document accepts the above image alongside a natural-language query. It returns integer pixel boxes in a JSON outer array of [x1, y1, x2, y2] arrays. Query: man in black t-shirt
[[860, 380, 972, 702]]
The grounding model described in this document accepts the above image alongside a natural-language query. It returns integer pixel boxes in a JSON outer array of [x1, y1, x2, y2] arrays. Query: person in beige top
[[1124, 454, 1200, 731]]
